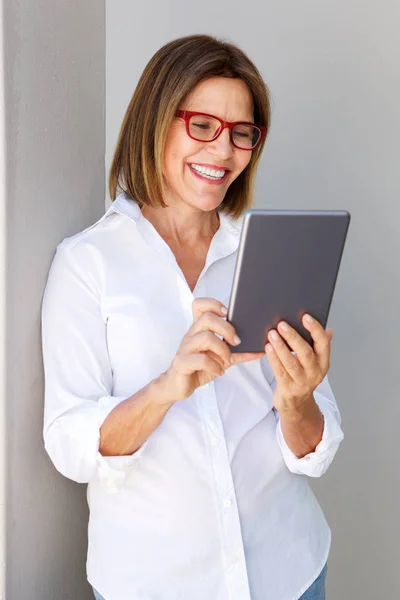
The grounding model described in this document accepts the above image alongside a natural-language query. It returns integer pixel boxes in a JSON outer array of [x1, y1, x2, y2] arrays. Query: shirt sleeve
[[275, 375, 344, 478], [42, 242, 146, 491]]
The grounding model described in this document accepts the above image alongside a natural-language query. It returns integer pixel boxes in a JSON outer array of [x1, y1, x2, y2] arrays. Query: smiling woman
[[42, 34, 343, 600], [109, 34, 270, 218]]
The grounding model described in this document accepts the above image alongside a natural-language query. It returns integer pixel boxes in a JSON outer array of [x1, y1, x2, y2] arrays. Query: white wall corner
[[0, 2, 105, 598]]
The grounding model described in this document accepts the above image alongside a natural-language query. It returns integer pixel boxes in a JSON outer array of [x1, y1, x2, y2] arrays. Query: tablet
[[227, 209, 351, 353]]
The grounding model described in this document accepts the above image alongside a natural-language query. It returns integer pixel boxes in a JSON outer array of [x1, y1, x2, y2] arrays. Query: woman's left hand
[[265, 314, 333, 415]]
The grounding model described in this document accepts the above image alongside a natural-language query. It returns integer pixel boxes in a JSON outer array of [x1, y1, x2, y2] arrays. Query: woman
[[42, 35, 343, 600]]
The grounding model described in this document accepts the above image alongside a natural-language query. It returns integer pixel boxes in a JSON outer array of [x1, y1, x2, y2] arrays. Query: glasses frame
[[176, 110, 267, 151]]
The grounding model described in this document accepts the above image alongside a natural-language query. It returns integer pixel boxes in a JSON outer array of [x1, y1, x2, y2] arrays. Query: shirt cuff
[[276, 392, 344, 478], [95, 396, 148, 493]]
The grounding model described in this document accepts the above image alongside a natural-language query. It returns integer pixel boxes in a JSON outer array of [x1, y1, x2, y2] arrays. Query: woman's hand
[[160, 297, 264, 403], [265, 314, 333, 416]]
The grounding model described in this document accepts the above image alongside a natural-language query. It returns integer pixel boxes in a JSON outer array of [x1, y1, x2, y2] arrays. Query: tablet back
[[227, 209, 351, 353]]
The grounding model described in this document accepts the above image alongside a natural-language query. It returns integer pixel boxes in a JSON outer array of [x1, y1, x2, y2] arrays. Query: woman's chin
[[189, 189, 227, 212], [193, 198, 225, 213]]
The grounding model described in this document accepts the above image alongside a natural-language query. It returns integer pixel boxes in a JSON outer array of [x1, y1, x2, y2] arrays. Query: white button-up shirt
[[42, 193, 344, 600]]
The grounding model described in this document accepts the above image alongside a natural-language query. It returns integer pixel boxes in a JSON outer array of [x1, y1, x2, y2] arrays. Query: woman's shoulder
[[58, 211, 119, 252], [50, 206, 137, 285], [47, 213, 124, 287], [58, 194, 140, 256]]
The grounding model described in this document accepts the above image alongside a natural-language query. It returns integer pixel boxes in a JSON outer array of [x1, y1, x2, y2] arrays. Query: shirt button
[[223, 498, 232, 508], [228, 553, 241, 571]]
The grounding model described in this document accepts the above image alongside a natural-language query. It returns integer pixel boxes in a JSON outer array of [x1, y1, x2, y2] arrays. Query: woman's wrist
[[149, 371, 179, 408], [275, 393, 317, 420], [277, 395, 324, 457]]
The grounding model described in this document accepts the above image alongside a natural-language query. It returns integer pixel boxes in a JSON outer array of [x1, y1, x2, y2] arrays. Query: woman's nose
[[207, 127, 234, 160]]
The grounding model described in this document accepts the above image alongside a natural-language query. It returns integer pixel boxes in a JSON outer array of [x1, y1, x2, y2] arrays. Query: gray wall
[[1, 1, 105, 598], [107, 2, 400, 599]]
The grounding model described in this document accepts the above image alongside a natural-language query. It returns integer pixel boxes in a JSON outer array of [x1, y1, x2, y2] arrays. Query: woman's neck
[[141, 204, 220, 248]]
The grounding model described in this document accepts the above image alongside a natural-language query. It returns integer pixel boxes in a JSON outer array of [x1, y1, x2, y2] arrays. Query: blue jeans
[[92, 564, 327, 600], [299, 563, 327, 599]]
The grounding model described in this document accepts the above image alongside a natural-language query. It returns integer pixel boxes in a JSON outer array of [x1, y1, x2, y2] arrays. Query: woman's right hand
[[159, 297, 265, 403]]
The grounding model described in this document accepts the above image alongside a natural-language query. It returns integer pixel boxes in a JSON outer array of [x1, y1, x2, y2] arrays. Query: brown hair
[[109, 34, 271, 219]]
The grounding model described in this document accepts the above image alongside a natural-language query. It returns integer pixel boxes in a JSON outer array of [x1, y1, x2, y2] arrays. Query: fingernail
[[304, 314, 313, 324], [279, 322, 290, 332], [270, 330, 279, 341], [221, 306, 228, 315], [230, 355, 235, 364], [233, 335, 241, 345]]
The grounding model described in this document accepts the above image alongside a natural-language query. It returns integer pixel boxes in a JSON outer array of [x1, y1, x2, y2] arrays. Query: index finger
[[192, 297, 228, 322], [231, 351, 265, 366]]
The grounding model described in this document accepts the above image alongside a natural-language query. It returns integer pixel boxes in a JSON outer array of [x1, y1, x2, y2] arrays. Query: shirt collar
[[109, 192, 242, 263], [108, 192, 142, 222]]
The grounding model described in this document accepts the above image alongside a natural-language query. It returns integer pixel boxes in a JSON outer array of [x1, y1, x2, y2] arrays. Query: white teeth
[[190, 163, 226, 180]]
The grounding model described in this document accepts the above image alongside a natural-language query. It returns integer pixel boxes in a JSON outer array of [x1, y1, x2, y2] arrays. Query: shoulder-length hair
[[109, 34, 271, 219]]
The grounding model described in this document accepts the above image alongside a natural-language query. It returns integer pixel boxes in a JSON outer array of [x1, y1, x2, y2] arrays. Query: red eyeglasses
[[176, 110, 267, 151]]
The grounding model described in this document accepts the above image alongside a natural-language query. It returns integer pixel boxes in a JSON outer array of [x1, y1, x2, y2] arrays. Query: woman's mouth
[[188, 163, 229, 184]]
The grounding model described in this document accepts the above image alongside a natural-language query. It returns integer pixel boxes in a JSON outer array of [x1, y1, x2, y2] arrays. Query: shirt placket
[[168, 222, 250, 599], [196, 381, 252, 600]]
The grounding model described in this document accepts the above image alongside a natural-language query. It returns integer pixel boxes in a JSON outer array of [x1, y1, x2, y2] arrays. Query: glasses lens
[[188, 115, 221, 141], [232, 124, 261, 149]]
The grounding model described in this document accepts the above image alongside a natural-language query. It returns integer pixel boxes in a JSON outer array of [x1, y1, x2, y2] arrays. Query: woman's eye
[[193, 122, 210, 130], [234, 130, 250, 138]]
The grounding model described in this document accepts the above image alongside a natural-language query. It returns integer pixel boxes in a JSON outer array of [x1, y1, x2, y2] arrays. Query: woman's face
[[163, 77, 254, 213]]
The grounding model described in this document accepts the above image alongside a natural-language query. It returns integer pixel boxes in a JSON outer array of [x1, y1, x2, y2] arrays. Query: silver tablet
[[227, 209, 351, 353]]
